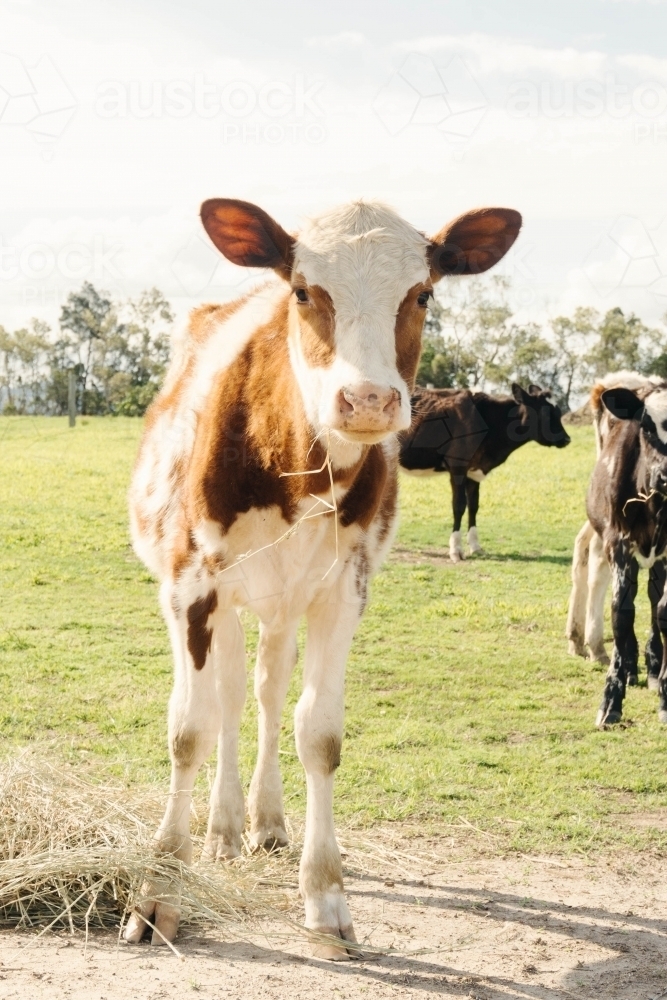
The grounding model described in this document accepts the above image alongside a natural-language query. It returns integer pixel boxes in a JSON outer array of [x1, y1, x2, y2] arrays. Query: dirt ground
[[2, 846, 666, 1000]]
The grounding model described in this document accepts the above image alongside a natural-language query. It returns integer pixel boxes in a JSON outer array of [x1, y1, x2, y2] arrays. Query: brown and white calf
[[399, 384, 570, 561], [125, 197, 520, 955], [566, 372, 662, 668], [586, 381, 667, 726]]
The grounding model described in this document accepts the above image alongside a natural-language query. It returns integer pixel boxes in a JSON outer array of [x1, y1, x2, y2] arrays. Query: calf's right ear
[[601, 387, 644, 421], [200, 198, 295, 279], [429, 207, 522, 280]]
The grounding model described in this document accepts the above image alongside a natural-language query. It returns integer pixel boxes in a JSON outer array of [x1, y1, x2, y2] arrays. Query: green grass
[[1, 416, 666, 854]]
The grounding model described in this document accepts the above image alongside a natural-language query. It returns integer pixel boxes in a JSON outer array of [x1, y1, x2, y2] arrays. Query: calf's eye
[[294, 288, 308, 304], [417, 291, 431, 307]]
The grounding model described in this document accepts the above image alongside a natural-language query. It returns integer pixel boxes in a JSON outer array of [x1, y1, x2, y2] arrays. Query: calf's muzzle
[[332, 382, 403, 436]]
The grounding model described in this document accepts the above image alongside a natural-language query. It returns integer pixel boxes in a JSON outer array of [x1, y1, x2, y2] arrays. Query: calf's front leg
[[449, 474, 467, 562], [655, 587, 667, 723], [646, 561, 665, 691], [465, 478, 482, 554], [296, 568, 364, 960], [597, 543, 638, 727]]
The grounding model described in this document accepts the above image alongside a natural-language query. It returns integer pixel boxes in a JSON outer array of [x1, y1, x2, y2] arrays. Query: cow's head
[[200, 198, 521, 459], [511, 383, 571, 448], [602, 384, 667, 491]]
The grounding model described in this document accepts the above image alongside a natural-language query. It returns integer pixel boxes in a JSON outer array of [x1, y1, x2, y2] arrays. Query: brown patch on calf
[[171, 727, 198, 768], [300, 847, 344, 895], [186, 590, 218, 670], [395, 284, 431, 389], [292, 281, 336, 368], [352, 544, 370, 614], [376, 459, 399, 545], [317, 733, 342, 774], [339, 445, 388, 529]]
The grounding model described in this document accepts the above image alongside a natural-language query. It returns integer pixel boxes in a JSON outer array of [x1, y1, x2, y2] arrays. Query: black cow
[[587, 383, 667, 726], [399, 383, 570, 561]]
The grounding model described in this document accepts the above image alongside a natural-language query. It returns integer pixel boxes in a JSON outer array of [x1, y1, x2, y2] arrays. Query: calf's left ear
[[601, 387, 644, 421], [200, 198, 295, 279], [429, 207, 522, 281], [512, 382, 529, 405]]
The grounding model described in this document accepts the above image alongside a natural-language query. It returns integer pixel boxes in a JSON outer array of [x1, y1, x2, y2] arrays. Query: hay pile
[[0, 748, 292, 939]]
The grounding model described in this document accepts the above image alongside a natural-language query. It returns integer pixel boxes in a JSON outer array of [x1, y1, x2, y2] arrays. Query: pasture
[[1, 415, 666, 856]]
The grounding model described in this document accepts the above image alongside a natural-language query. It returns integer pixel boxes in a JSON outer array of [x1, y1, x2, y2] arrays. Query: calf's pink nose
[[339, 383, 400, 416]]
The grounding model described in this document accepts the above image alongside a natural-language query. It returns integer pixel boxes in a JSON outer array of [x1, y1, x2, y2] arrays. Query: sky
[[2, 0, 667, 333]]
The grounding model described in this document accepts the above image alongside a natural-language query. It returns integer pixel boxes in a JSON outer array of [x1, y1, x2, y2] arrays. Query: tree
[[585, 307, 659, 378], [549, 307, 598, 411], [59, 282, 124, 415]]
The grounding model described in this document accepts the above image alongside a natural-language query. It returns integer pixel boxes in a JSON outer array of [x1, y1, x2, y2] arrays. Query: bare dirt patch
[[2, 846, 666, 1000]]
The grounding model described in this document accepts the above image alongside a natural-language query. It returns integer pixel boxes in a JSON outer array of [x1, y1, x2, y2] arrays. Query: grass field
[[1, 416, 666, 855]]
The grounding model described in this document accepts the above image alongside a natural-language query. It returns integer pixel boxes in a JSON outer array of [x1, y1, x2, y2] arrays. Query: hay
[[0, 748, 291, 937]]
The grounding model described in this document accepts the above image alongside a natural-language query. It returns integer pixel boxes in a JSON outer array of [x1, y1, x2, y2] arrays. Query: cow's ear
[[528, 383, 543, 395], [429, 207, 522, 281], [601, 387, 644, 421], [200, 198, 295, 279], [512, 382, 528, 405]]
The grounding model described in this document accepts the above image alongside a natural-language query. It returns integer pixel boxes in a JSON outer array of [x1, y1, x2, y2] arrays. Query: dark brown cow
[[399, 383, 570, 560]]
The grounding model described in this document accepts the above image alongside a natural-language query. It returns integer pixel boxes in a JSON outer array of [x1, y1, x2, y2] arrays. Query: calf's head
[[201, 198, 521, 452], [602, 384, 667, 491], [511, 383, 570, 448]]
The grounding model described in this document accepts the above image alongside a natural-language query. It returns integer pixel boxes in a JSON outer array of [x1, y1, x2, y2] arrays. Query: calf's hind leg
[[465, 478, 482, 554], [657, 588, 667, 723], [566, 520, 593, 658], [585, 530, 610, 664], [247, 619, 299, 850], [449, 474, 467, 562], [646, 561, 665, 691]]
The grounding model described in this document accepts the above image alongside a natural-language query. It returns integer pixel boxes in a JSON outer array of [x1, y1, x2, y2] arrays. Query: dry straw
[[0, 747, 440, 953]]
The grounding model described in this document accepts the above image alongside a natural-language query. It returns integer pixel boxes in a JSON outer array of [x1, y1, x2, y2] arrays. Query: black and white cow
[[588, 382, 667, 726], [399, 383, 570, 561]]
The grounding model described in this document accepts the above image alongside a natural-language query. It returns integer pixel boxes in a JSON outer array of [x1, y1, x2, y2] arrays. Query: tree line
[[1, 278, 666, 416], [418, 275, 667, 411], [0, 283, 173, 416]]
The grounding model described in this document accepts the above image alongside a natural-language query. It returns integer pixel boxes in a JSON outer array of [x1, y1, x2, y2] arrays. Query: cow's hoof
[[587, 648, 610, 665], [648, 676, 660, 692], [627, 673, 638, 687], [659, 709, 667, 725], [310, 923, 363, 961], [450, 551, 464, 564], [202, 833, 242, 862], [124, 896, 180, 946], [596, 708, 622, 728], [248, 825, 289, 853], [568, 639, 586, 658]]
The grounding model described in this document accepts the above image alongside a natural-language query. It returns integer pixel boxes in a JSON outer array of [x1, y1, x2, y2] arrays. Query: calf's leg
[[585, 530, 611, 663], [646, 561, 665, 691], [657, 587, 667, 723], [465, 478, 482, 554], [597, 542, 638, 727], [449, 474, 467, 563], [247, 619, 299, 850], [126, 580, 229, 945], [296, 570, 363, 960], [566, 520, 593, 658]]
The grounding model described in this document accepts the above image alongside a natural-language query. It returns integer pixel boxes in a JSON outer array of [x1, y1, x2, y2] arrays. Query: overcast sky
[[2, 0, 667, 332]]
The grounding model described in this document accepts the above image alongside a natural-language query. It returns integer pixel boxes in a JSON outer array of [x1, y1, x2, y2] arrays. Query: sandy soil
[[2, 846, 666, 1000]]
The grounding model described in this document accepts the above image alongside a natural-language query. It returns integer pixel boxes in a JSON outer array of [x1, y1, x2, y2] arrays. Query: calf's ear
[[601, 387, 644, 421], [429, 207, 522, 281], [200, 198, 295, 279], [512, 382, 528, 405]]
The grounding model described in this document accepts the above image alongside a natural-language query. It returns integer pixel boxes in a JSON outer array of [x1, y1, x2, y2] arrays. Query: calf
[[587, 382, 667, 726], [126, 197, 521, 955], [399, 384, 570, 561], [567, 372, 662, 669]]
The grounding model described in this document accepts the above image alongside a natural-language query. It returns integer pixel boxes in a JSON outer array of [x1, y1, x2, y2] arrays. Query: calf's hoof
[[249, 826, 289, 853], [305, 888, 363, 961], [596, 708, 622, 728], [627, 673, 638, 687], [647, 676, 660, 692], [124, 893, 180, 946], [568, 638, 586, 658], [659, 708, 667, 725], [311, 923, 362, 961], [203, 832, 242, 862]]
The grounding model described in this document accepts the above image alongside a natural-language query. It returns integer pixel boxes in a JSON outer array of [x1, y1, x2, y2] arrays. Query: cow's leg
[[296, 570, 363, 960], [597, 541, 638, 727], [125, 579, 225, 945], [203, 609, 247, 861], [646, 561, 665, 692], [465, 478, 482, 554], [566, 520, 593, 658], [449, 474, 467, 563], [656, 585, 667, 723], [247, 619, 299, 850], [585, 530, 611, 664]]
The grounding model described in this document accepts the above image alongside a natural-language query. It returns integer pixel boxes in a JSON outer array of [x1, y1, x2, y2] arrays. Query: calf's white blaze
[[644, 388, 667, 444]]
